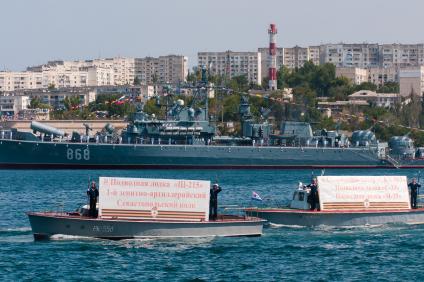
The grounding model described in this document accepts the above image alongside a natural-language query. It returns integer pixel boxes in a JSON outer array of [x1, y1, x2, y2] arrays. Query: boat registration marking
[[92, 225, 114, 233]]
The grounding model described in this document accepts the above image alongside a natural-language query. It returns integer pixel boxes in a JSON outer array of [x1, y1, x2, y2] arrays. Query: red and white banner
[[317, 176, 410, 211], [99, 177, 210, 221]]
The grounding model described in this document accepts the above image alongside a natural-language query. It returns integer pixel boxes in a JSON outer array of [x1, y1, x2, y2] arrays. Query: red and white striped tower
[[268, 23, 278, 90]]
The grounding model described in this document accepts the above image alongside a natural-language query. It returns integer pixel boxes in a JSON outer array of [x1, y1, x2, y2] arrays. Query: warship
[[0, 68, 423, 169]]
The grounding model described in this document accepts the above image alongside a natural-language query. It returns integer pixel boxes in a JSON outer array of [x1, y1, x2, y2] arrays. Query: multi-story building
[[198, 51, 262, 85], [336, 67, 368, 85], [0, 72, 43, 91], [0, 94, 30, 116], [399, 66, 424, 97], [258, 46, 321, 79], [367, 66, 399, 86], [258, 47, 284, 80], [283, 46, 310, 69], [308, 46, 321, 66], [197, 51, 262, 85], [17, 88, 97, 109], [134, 55, 188, 84], [380, 44, 424, 68], [323, 43, 380, 68], [106, 57, 135, 85], [337, 66, 400, 86]]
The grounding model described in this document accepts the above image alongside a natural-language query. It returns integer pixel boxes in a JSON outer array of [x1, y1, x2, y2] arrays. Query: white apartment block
[[24, 89, 97, 109], [399, 66, 424, 97], [0, 94, 30, 115], [283, 46, 310, 69], [323, 43, 380, 68], [336, 67, 368, 85], [135, 55, 188, 84], [0, 55, 187, 92], [198, 51, 261, 85], [321, 43, 424, 69], [368, 67, 398, 86], [0, 72, 42, 91], [308, 46, 321, 66], [380, 44, 424, 68], [258, 46, 320, 79], [258, 47, 284, 79], [337, 66, 400, 86]]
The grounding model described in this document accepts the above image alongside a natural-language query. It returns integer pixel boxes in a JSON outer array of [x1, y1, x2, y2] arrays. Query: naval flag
[[251, 191, 263, 201]]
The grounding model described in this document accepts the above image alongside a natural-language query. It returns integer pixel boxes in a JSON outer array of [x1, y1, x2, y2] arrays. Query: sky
[[1, 0, 423, 71]]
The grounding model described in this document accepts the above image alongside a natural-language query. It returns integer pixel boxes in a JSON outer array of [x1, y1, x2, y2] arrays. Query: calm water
[[1, 169, 424, 281]]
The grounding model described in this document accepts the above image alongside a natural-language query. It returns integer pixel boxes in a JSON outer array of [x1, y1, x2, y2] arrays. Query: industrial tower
[[268, 24, 278, 90]]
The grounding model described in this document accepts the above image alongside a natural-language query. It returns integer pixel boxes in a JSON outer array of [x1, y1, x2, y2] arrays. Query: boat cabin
[[289, 183, 311, 210]]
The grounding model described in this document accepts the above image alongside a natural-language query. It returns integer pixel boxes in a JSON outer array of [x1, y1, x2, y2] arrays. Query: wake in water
[[116, 236, 216, 251]]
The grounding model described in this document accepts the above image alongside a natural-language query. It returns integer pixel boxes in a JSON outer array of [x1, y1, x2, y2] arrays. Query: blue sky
[[1, 0, 423, 70]]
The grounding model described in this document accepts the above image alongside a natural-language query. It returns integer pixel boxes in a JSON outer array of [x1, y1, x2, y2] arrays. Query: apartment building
[[367, 67, 398, 86], [336, 67, 368, 85], [283, 46, 310, 69], [258, 47, 284, 79], [399, 66, 424, 97], [0, 55, 187, 92], [0, 72, 43, 91], [135, 55, 188, 84], [336, 66, 400, 86], [323, 43, 380, 68], [198, 51, 261, 85], [380, 44, 424, 68], [308, 46, 321, 66], [0, 94, 30, 115], [18, 88, 97, 109], [258, 46, 320, 79]]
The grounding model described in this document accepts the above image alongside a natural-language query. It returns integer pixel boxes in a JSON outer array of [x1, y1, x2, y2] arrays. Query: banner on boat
[[317, 176, 410, 211], [99, 177, 210, 221]]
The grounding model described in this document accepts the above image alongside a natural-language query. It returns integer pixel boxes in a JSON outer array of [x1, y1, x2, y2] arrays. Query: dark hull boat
[[245, 208, 424, 227], [247, 175, 424, 227], [27, 212, 265, 240]]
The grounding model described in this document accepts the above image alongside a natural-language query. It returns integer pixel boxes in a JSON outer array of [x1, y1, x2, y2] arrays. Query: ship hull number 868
[[66, 148, 90, 160]]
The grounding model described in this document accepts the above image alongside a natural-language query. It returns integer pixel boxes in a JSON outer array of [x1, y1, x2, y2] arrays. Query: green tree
[[354, 82, 377, 92], [277, 65, 290, 89], [377, 82, 399, 93], [29, 97, 51, 109], [63, 96, 81, 111]]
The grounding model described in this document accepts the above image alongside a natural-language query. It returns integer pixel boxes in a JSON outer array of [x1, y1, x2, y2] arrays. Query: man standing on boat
[[307, 178, 319, 211], [209, 183, 222, 220], [87, 181, 99, 217], [408, 178, 421, 209]]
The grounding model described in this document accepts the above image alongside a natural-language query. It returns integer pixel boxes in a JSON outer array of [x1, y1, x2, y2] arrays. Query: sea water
[[1, 169, 424, 281]]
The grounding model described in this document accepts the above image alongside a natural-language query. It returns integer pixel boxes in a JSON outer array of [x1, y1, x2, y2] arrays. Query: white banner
[[317, 176, 410, 211], [99, 177, 210, 221]]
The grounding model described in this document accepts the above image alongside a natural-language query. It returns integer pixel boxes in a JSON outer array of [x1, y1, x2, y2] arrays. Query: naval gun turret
[[388, 136, 415, 159]]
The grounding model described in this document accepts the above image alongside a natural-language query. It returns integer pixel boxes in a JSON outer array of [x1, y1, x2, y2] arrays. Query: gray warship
[[0, 68, 422, 168]]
